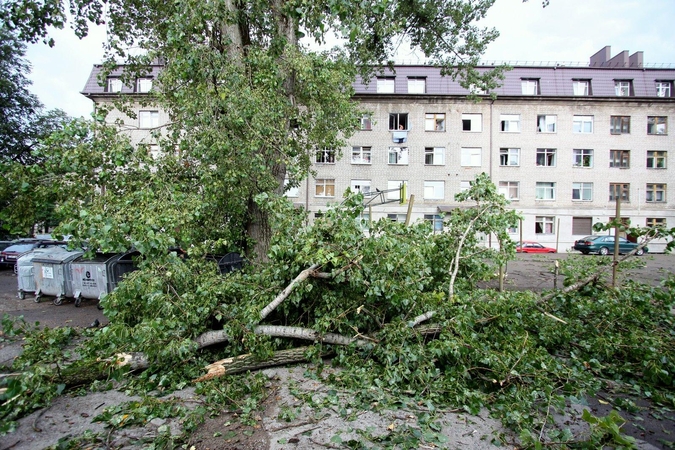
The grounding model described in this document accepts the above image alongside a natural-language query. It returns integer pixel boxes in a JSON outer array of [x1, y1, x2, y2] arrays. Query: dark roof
[[81, 63, 675, 99]]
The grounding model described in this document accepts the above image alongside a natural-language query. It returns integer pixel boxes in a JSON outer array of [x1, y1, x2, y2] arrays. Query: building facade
[[82, 47, 674, 252]]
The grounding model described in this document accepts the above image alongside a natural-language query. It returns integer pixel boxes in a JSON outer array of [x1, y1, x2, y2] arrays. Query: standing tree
[[2, 0, 505, 260]]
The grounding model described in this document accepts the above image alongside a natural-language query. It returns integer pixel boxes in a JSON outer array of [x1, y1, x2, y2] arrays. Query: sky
[[25, 0, 675, 119]]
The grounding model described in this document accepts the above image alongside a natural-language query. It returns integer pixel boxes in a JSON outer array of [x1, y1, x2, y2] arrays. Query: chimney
[[607, 50, 629, 67], [590, 46, 611, 67], [629, 51, 643, 68]]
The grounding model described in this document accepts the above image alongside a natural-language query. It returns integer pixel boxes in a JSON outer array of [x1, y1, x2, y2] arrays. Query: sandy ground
[[1, 254, 674, 449]]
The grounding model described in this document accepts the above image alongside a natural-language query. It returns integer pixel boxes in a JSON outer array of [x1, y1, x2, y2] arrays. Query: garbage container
[[217, 252, 246, 274], [108, 250, 140, 290], [33, 249, 84, 305], [16, 247, 68, 300], [70, 253, 125, 307]]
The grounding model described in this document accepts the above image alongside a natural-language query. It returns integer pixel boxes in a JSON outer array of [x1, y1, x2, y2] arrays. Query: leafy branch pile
[[2, 175, 674, 448]]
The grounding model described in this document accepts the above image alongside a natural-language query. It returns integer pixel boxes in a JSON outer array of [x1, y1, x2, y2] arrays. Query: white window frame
[[407, 77, 426, 94], [656, 81, 672, 98], [498, 181, 520, 200], [573, 115, 593, 133], [499, 148, 520, 166], [615, 80, 631, 97], [424, 113, 445, 131], [376, 77, 395, 93], [646, 183, 666, 203], [573, 149, 594, 168], [315, 149, 336, 164], [572, 182, 593, 201], [521, 79, 539, 95], [536, 148, 556, 167], [461, 113, 482, 132], [424, 147, 445, 166], [573, 80, 589, 96], [351, 146, 372, 165], [360, 114, 372, 130], [424, 181, 445, 200], [460, 147, 481, 167], [500, 114, 520, 132], [537, 115, 557, 133], [315, 178, 336, 197], [646, 150, 667, 169], [284, 177, 299, 198], [351, 179, 372, 196], [424, 214, 444, 233], [137, 78, 153, 93], [535, 216, 555, 234], [535, 182, 556, 201], [388, 146, 409, 165], [389, 113, 409, 131], [139, 110, 159, 129], [107, 78, 123, 93], [647, 116, 667, 135]]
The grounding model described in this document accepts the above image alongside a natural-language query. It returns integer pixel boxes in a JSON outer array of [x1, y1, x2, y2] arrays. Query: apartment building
[[82, 47, 674, 251]]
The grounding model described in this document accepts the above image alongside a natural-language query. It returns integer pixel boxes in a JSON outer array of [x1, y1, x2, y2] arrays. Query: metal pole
[[556, 218, 560, 252], [519, 218, 523, 248]]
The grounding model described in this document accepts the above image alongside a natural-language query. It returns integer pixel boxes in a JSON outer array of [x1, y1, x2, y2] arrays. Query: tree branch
[[260, 263, 320, 320]]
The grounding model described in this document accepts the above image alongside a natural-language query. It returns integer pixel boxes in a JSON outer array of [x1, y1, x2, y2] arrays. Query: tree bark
[[260, 263, 320, 319]]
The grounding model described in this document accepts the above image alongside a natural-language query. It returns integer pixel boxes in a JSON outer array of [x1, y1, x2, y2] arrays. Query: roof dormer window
[[107, 78, 123, 93], [137, 78, 153, 93]]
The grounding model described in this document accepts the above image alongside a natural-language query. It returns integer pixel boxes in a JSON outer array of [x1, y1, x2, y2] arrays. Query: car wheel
[[635, 249, 644, 256], [599, 247, 609, 255]]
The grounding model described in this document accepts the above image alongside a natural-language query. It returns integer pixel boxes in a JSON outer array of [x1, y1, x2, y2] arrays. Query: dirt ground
[[1, 254, 674, 449]]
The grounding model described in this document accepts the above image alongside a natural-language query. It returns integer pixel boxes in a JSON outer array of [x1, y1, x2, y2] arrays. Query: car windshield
[[3, 244, 35, 253]]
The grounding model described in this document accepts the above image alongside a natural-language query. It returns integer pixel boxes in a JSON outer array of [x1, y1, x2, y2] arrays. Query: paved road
[[1, 253, 674, 329]]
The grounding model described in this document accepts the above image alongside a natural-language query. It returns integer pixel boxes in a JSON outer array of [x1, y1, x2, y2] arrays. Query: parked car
[[0, 240, 68, 269], [573, 235, 647, 256], [516, 241, 557, 253]]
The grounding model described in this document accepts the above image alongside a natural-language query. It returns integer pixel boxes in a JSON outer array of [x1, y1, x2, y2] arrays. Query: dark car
[[573, 235, 647, 256], [0, 240, 68, 269], [516, 241, 557, 253]]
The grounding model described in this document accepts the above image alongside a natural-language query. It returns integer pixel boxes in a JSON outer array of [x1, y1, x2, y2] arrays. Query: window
[[521, 79, 539, 95], [499, 148, 520, 166], [387, 181, 406, 200], [387, 214, 407, 223], [376, 77, 395, 93], [461, 113, 482, 132], [535, 216, 555, 234], [646, 183, 666, 202], [460, 147, 481, 167], [139, 110, 159, 128], [315, 149, 336, 164], [284, 177, 299, 198], [572, 217, 593, 235], [573, 80, 590, 96], [137, 78, 153, 93], [646, 150, 667, 168], [573, 115, 593, 133], [610, 116, 630, 134], [407, 77, 426, 94], [424, 181, 444, 200], [614, 80, 632, 96], [460, 181, 471, 192], [500, 114, 520, 132], [609, 183, 630, 202], [425, 113, 445, 131], [572, 182, 593, 201], [646, 217, 666, 227], [424, 147, 445, 165], [498, 181, 519, 200], [573, 149, 593, 168], [656, 81, 672, 98], [647, 116, 667, 135], [315, 179, 335, 197], [389, 113, 408, 130], [360, 114, 372, 130], [609, 150, 630, 168], [388, 146, 409, 165], [351, 179, 371, 195], [351, 146, 372, 164], [536, 148, 556, 167], [535, 182, 556, 200], [107, 78, 122, 93], [424, 214, 444, 233], [537, 115, 556, 133]]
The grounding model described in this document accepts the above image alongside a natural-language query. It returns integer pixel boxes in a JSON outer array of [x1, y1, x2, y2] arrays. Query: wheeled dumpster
[[217, 252, 245, 274], [33, 249, 84, 305], [70, 253, 124, 307], [16, 247, 68, 300], [108, 250, 140, 290]]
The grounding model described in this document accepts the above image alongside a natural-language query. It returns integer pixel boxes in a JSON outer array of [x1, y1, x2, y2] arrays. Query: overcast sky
[[25, 0, 675, 118]]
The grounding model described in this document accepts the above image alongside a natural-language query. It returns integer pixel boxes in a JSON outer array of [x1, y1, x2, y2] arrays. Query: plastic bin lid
[[32, 249, 83, 264], [17, 246, 68, 264], [73, 253, 121, 264]]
